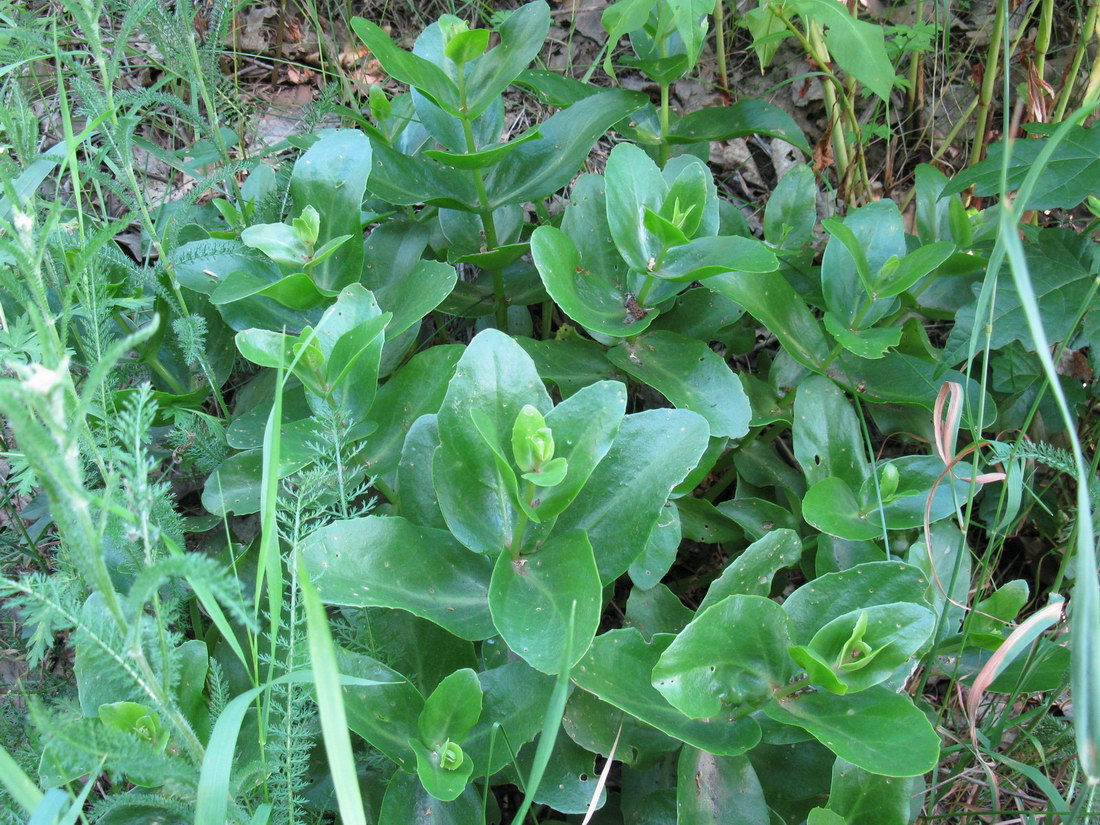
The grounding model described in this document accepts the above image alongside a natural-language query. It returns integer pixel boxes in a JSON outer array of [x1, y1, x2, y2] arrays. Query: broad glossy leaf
[[676, 749, 770, 825], [605, 142, 667, 273], [747, 740, 834, 819], [572, 629, 762, 755], [351, 18, 459, 111], [764, 165, 817, 250], [465, 2, 551, 117], [397, 414, 447, 529], [716, 497, 799, 540], [326, 313, 389, 419], [792, 374, 869, 490], [423, 128, 542, 169], [435, 329, 551, 553], [653, 595, 793, 718], [360, 611, 477, 696], [764, 687, 939, 777], [563, 688, 680, 765], [626, 583, 694, 641], [202, 446, 310, 516], [668, 101, 811, 154], [515, 69, 604, 105], [859, 455, 975, 530], [419, 668, 483, 746], [555, 408, 709, 582], [488, 530, 601, 673], [517, 336, 623, 398], [873, 241, 955, 299], [362, 345, 462, 479], [238, 221, 308, 267], [485, 89, 648, 208], [782, 561, 929, 644], [378, 770, 482, 825], [944, 227, 1097, 359], [629, 503, 681, 589], [535, 380, 626, 519], [803, 476, 884, 542], [367, 139, 479, 209], [289, 130, 372, 291], [562, 173, 634, 293], [826, 759, 922, 825], [677, 496, 743, 544], [209, 269, 327, 312], [800, 602, 935, 693], [509, 735, 605, 814], [823, 312, 902, 359], [821, 200, 904, 328], [300, 515, 495, 640], [944, 125, 1100, 209], [791, 0, 897, 101], [465, 660, 555, 775], [829, 352, 995, 430], [375, 259, 458, 338], [338, 647, 423, 770], [808, 808, 847, 825], [608, 331, 750, 438], [708, 271, 829, 373], [654, 235, 779, 282], [410, 738, 473, 801], [696, 530, 802, 614], [531, 226, 655, 336]]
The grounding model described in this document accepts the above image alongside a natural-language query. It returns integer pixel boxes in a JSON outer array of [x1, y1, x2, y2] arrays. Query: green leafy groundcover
[[0, 0, 1095, 823]]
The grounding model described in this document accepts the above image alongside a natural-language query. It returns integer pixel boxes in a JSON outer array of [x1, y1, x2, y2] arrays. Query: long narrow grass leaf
[[0, 742, 43, 813], [510, 602, 577, 824], [987, 99, 1100, 783], [298, 553, 368, 825]]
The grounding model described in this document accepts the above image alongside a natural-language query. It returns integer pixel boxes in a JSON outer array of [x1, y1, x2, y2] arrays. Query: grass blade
[[510, 601, 578, 825], [0, 742, 42, 814], [993, 103, 1100, 781], [298, 553, 368, 825]]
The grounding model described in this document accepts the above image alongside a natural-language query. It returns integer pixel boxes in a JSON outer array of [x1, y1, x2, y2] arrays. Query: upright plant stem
[[659, 82, 672, 168], [906, 0, 926, 120], [806, 23, 851, 190], [970, 0, 1005, 167], [1053, 0, 1099, 121], [457, 64, 507, 329], [1034, 0, 1053, 81], [713, 0, 729, 96]]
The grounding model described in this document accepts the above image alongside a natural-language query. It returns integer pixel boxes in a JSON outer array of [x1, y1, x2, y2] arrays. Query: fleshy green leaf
[[572, 629, 762, 755], [764, 687, 939, 777], [300, 515, 495, 640], [554, 408, 709, 581], [676, 749, 770, 825], [488, 530, 601, 673], [608, 330, 751, 439], [653, 595, 793, 718]]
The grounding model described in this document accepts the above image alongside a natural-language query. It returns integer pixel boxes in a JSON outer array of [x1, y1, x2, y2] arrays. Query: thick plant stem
[[906, 0, 926, 120], [1034, 0, 1053, 81], [806, 23, 851, 190], [1053, 0, 1099, 121], [969, 0, 1005, 167], [458, 70, 507, 329], [713, 0, 729, 96], [659, 82, 672, 168]]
